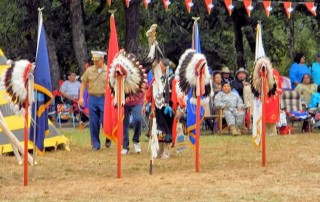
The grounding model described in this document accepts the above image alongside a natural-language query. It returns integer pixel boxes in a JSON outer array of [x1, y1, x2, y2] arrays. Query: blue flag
[[30, 10, 53, 154], [187, 19, 205, 149]]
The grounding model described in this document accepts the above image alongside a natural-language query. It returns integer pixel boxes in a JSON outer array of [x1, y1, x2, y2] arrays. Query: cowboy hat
[[221, 66, 231, 73], [235, 67, 249, 76]]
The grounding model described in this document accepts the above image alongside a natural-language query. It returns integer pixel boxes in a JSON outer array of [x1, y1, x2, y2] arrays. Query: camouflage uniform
[[214, 91, 245, 127]]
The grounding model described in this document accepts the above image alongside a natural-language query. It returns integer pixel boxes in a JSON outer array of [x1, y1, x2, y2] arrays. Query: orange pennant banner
[[283, 1, 293, 19], [204, 0, 213, 15], [243, 0, 253, 17], [107, 0, 111, 6], [125, 0, 130, 8], [144, 0, 150, 9], [224, 0, 233, 16], [262, 0, 272, 17], [162, 0, 171, 11], [185, 0, 193, 13], [305, 2, 317, 16]]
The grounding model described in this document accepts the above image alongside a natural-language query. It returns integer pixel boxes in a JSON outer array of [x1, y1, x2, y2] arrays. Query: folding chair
[[203, 102, 221, 133], [56, 103, 76, 128], [280, 90, 312, 132]]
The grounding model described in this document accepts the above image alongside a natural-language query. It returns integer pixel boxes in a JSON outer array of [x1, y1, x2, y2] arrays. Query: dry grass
[[1, 128, 320, 202]]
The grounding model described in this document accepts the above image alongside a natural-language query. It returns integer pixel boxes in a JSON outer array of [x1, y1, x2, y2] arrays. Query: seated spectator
[[60, 71, 81, 104], [308, 86, 320, 114], [221, 66, 234, 82], [212, 71, 222, 95], [310, 52, 320, 85], [294, 74, 317, 107], [231, 67, 249, 101], [214, 81, 245, 135]]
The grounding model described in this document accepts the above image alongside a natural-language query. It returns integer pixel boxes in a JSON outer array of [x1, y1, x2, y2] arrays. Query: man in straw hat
[[79, 50, 111, 151], [221, 66, 234, 83]]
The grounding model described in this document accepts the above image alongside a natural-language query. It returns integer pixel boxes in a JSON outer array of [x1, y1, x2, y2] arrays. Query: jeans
[[88, 95, 104, 149], [123, 104, 142, 150]]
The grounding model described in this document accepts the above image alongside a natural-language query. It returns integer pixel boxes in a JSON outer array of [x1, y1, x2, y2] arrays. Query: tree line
[[0, 0, 319, 89]]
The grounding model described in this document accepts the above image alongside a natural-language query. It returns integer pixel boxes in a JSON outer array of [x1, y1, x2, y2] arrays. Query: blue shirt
[[289, 63, 310, 89], [310, 62, 320, 85], [309, 92, 320, 108]]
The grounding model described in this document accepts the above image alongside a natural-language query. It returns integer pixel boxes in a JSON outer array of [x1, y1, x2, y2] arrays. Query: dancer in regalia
[[143, 24, 178, 159]]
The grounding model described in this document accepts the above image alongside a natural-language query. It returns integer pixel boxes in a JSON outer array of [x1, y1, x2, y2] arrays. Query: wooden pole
[[261, 77, 267, 167], [195, 95, 200, 172], [117, 76, 123, 178], [195, 73, 203, 172], [23, 95, 29, 186]]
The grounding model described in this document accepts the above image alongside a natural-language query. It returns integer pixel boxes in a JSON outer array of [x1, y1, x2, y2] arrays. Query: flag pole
[[23, 94, 29, 186], [117, 76, 123, 178], [31, 90, 38, 179], [192, 16, 201, 173], [195, 91, 201, 172]]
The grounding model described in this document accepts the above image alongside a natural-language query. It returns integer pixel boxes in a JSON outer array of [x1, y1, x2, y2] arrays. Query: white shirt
[[60, 80, 81, 98]]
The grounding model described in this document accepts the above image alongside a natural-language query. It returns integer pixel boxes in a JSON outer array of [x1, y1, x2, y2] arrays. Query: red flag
[[243, 0, 253, 17], [107, 0, 111, 6], [224, 0, 233, 16], [162, 0, 171, 11], [184, 0, 193, 13], [143, 0, 150, 9], [283, 1, 293, 19], [204, 0, 214, 15], [103, 14, 120, 142], [305, 2, 317, 16], [262, 1, 272, 17]]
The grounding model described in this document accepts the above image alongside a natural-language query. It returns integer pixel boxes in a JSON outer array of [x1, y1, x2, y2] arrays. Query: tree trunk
[[70, 0, 88, 75], [47, 36, 61, 90], [244, 26, 255, 53], [231, 9, 245, 69], [124, 0, 142, 54], [288, 18, 295, 59]]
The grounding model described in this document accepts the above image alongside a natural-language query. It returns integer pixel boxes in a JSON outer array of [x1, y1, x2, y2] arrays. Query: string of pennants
[[103, 0, 317, 18]]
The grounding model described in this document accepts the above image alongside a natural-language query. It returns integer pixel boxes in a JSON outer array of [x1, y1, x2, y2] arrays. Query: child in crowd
[[214, 81, 245, 135]]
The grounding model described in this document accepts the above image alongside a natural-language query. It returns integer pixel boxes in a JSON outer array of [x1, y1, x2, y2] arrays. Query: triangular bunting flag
[[283, 1, 293, 19], [162, 0, 171, 11], [107, 0, 111, 6], [243, 0, 253, 17], [144, 0, 151, 9], [262, 0, 272, 17], [224, 0, 234, 16], [125, 0, 130, 8], [305, 2, 317, 16], [205, 0, 214, 15], [185, 0, 193, 13]]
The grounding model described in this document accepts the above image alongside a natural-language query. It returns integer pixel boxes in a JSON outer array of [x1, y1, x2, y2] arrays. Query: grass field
[[1, 127, 320, 202]]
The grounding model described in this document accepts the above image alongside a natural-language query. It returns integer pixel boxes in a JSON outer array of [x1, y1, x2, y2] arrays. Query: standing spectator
[[221, 66, 234, 82], [60, 71, 81, 104], [289, 53, 310, 89], [231, 67, 249, 101], [79, 50, 111, 151], [122, 90, 144, 154], [310, 52, 320, 85], [294, 74, 318, 107]]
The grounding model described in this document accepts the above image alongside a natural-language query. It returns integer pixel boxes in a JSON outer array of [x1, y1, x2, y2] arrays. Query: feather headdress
[[250, 57, 277, 98], [109, 49, 147, 106], [0, 60, 35, 115], [175, 49, 212, 104]]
